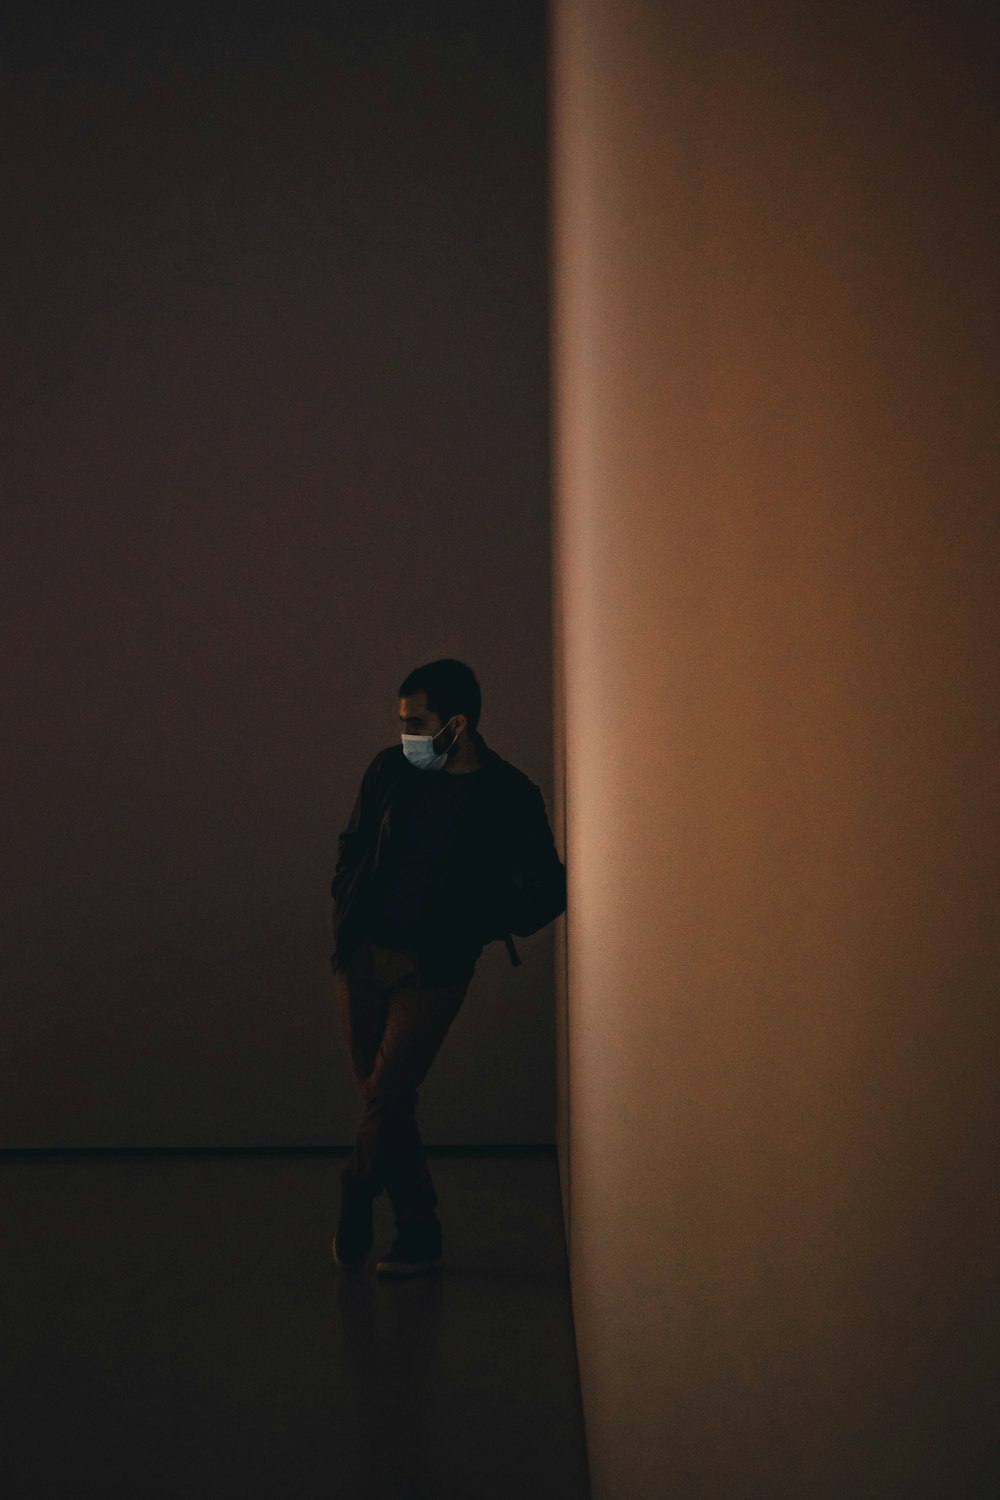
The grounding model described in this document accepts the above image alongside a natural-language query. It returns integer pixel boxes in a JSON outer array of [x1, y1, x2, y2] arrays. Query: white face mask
[[401, 717, 458, 772]]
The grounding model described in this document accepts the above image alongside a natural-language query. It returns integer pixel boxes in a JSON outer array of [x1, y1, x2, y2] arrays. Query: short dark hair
[[397, 658, 482, 733]]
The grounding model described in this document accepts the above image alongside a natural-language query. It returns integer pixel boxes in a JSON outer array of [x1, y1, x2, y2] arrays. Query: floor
[[1, 1148, 591, 1500]]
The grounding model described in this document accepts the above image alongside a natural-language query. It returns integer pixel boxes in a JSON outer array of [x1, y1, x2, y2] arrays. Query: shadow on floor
[[1, 1149, 591, 1500]]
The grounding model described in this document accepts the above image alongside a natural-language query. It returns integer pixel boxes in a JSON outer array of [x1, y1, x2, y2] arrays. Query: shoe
[[332, 1166, 374, 1270], [376, 1218, 443, 1277]]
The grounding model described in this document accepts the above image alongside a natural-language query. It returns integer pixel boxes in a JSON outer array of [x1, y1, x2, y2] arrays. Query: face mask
[[401, 717, 458, 772]]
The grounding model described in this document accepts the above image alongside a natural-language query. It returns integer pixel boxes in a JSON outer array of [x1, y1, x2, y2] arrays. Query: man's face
[[399, 692, 462, 751]]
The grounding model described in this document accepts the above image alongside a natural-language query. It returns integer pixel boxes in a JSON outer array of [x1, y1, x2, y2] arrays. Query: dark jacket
[[330, 731, 566, 981]]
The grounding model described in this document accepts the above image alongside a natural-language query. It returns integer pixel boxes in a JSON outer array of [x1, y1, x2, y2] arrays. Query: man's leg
[[358, 947, 469, 1230], [336, 939, 391, 1112]]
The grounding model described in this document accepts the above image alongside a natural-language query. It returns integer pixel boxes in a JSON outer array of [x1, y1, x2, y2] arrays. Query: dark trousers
[[335, 936, 471, 1228]]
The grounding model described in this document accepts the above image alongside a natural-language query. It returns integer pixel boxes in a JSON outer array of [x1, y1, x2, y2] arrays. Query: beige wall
[[551, 1, 999, 1494]]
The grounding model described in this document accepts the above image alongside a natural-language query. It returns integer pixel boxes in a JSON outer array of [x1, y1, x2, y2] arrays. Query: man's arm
[[506, 782, 567, 938], [330, 753, 381, 902]]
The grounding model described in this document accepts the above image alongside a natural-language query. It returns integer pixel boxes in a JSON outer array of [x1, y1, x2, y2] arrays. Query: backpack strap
[[503, 933, 522, 968]]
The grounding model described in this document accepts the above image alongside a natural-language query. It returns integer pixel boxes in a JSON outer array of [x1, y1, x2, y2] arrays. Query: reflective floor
[[1, 1149, 590, 1499]]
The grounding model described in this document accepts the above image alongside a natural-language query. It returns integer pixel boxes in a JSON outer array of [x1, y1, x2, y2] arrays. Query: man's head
[[397, 659, 482, 763]]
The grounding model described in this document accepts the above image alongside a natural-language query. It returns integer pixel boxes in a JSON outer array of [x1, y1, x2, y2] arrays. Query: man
[[329, 658, 566, 1276]]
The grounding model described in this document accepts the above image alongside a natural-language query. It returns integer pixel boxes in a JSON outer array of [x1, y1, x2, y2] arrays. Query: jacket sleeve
[[505, 783, 567, 938], [330, 754, 380, 903]]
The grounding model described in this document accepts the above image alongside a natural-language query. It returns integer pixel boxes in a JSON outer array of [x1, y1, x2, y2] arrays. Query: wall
[[551, 1, 999, 1495], [1, 1, 555, 1147]]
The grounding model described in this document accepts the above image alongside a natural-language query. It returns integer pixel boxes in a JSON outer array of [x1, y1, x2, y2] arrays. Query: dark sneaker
[[332, 1166, 374, 1270], [376, 1219, 443, 1277]]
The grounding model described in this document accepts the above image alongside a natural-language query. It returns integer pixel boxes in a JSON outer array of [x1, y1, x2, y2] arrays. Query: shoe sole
[[376, 1256, 442, 1276]]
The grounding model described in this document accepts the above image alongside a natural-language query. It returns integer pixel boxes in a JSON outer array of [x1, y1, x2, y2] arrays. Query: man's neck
[[444, 734, 483, 774]]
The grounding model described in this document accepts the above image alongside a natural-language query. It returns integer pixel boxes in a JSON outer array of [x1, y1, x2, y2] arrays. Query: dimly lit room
[[3, 2, 998, 1496]]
